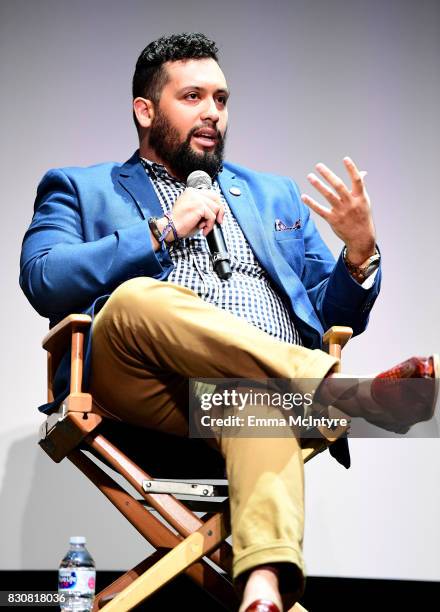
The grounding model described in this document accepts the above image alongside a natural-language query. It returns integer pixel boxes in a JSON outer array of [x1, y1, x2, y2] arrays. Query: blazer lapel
[[218, 167, 286, 292], [117, 150, 163, 219], [218, 166, 324, 340]]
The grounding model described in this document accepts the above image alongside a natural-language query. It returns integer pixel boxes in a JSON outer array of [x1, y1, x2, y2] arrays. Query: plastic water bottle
[[58, 536, 96, 612]]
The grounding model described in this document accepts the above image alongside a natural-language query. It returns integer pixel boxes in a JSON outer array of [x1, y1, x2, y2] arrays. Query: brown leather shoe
[[368, 355, 439, 432], [245, 601, 280, 612]]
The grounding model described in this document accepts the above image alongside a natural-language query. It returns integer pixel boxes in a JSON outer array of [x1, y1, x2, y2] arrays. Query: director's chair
[[39, 314, 352, 611]]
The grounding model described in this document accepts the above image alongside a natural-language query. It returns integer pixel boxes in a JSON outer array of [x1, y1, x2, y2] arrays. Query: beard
[[148, 108, 226, 180]]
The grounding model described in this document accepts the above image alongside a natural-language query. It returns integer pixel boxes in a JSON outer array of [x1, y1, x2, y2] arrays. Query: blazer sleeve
[[289, 180, 382, 336], [20, 168, 171, 318]]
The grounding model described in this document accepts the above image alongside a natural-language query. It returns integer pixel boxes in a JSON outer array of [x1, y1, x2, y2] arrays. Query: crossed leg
[[89, 277, 338, 607]]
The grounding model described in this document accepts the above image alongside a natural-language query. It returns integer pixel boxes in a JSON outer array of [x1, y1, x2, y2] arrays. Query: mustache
[[187, 124, 225, 143]]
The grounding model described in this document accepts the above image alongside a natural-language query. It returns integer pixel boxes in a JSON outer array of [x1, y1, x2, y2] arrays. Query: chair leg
[[68, 450, 182, 548], [69, 450, 238, 609], [94, 550, 167, 610], [100, 511, 230, 611], [87, 433, 234, 574], [94, 548, 239, 611]]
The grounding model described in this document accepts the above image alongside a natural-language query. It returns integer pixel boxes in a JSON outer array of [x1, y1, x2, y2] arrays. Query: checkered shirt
[[141, 158, 302, 345]]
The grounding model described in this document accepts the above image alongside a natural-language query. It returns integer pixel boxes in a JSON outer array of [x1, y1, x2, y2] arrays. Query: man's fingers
[[218, 207, 225, 224], [315, 162, 350, 201], [343, 156, 366, 197], [205, 190, 222, 203], [175, 188, 224, 236], [201, 205, 217, 235], [203, 189, 223, 209], [201, 194, 224, 220], [307, 173, 341, 208], [209, 201, 225, 224], [301, 194, 332, 221], [203, 192, 225, 223]]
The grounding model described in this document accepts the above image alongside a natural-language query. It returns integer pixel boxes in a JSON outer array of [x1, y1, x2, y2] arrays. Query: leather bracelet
[[148, 215, 180, 247], [148, 217, 162, 243]]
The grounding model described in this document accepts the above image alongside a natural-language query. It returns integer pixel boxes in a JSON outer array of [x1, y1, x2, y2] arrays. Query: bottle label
[[58, 568, 96, 594]]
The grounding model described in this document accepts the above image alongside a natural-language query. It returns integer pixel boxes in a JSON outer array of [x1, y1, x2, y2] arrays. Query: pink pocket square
[[274, 218, 301, 231]]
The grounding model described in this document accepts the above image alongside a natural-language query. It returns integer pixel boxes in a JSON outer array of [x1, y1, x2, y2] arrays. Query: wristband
[[148, 217, 162, 243], [163, 212, 180, 242], [148, 215, 180, 247]]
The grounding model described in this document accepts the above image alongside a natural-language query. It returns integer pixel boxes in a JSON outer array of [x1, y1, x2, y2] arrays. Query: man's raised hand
[[301, 156, 376, 264]]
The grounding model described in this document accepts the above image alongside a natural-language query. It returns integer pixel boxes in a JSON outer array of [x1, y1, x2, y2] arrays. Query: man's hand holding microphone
[[150, 186, 224, 247], [149, 171, 232, 279]]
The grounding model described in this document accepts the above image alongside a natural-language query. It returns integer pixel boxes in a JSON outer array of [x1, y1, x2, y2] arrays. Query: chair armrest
[[42, 314, 92, 353], [322, 326, 353, 371], [314, 326, 353, 444], [43, 314, 92, 403]]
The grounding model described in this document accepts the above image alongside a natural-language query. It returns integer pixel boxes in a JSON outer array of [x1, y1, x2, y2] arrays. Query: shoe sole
[[431, 353, 439, 420], [404, 353, 439, 426], [403, 353, 439, 426]]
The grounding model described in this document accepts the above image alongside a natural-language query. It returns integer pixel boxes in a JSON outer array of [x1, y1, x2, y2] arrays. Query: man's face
[[148, 58, 229, 179]]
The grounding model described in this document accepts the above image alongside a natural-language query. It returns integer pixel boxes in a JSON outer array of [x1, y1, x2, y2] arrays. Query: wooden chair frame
[[39, 314, 352, 611]]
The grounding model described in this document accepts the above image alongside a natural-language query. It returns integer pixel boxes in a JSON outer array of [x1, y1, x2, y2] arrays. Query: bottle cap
[[69, 536, 86, 545]]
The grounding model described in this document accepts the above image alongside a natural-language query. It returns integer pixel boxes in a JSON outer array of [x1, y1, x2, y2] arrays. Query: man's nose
[[200, 97, 220, 123]]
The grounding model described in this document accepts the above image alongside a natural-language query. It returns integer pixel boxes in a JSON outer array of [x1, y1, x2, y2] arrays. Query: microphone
[[187, 170, 232, 280]]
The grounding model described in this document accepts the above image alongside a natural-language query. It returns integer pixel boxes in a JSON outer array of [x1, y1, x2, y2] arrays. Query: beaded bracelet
[[163, 212, 180, 242]]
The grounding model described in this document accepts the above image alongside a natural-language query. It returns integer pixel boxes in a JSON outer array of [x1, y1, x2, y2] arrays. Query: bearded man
[[20, 33, 438, 611]]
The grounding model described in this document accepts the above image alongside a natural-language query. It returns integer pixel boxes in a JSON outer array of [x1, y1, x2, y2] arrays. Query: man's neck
[[139, 142, 183, 181]]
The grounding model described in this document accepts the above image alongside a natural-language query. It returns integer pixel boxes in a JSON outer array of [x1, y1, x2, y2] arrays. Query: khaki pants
[[89, 277, 337, 594]]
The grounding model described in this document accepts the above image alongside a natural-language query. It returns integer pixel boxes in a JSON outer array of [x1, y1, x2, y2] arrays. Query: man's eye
[[217, 96, 227, 105], [186, 93, 199, 100]]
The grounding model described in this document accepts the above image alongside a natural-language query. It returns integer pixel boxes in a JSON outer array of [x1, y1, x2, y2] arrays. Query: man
[[20, 33, 437, 612]]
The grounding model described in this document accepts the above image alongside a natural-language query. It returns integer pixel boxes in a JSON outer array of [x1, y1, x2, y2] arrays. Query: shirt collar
[[140, 157, 182, 183]]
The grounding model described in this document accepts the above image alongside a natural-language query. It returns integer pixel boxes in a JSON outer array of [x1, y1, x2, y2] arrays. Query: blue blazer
[[20, 151, 381, 467]]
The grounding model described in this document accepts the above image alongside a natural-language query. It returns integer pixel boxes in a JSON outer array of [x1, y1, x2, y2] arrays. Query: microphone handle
[[206, 224, 232, 280]]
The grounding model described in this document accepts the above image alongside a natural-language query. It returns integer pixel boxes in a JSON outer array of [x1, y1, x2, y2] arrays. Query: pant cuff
[[233, 543, 306, 581]]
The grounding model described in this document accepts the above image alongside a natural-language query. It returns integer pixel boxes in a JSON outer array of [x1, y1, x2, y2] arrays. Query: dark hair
[[132, 32, 219, 132]]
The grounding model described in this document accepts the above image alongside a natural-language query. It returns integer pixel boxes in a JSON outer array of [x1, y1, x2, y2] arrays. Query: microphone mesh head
[[187, 170, 212, 189]]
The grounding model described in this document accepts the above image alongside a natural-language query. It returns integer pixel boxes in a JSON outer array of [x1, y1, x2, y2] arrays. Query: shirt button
[[229, 186, 241, 196]]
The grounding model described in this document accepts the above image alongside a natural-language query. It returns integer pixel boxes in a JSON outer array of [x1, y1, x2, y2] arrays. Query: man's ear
[[133, 97, 155, 129]]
